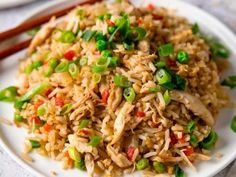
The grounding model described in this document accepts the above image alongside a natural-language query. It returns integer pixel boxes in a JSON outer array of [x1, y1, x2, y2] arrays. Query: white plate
[[0, 0, 36, 9], [0, 0, 236, 177]]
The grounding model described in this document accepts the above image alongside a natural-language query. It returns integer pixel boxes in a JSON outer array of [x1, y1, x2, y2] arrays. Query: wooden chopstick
[[0, 0, 102, 60], [0, 0, 100, 42]]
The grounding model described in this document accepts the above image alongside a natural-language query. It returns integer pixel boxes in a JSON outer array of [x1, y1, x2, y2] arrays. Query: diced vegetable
[[88, 136, 102, 147], [153, 161, 165, 173], [158, 43, 174, 57], [136, 158, 149, 170], [200, 130, 218, 150], [222, 75, 236, 89], [29, 140, 41, 149], [191, 23, 199, 34], [176, 51, 189, 64], [92, 73, 102, 84], [127, 146, 135, 160], [155, 60, 166, 68], [64, 50, 75, 61], [163, 90, 171, 105], [60, 31, 76, 43], [189, 134, 198, 147], [175, 164, 185, 177], [68, 63, 80, 78], [156, 69, 172, 84], [14, 114, 23, 122], [96, 40, 108, 51], [79, 119, 90, 129], [68, 147, 81, 161], [0, 86, 17, 102], [82, 30, 96, 41], [186, 120, 196, 133], [123, 87, 136, 103], [79, 57, 88, 66], [113, 75, 131, 88], [55, 61, 69, 73], [74, 159, 86, 170], [60, 103, 73, 115], [231, 115, 236, 132]]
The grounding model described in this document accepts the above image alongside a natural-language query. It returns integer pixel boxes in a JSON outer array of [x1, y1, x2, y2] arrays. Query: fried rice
[[8, 1, 233, 176]]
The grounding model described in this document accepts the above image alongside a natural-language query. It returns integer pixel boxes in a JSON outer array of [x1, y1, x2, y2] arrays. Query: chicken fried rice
[[1, 1, 234, 176]]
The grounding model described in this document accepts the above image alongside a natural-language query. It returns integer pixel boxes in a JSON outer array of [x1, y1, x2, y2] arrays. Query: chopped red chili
[[102, 89, 109, 104], [31, 116, 41, 125], [183, 146, 194, 156], [64, 50, 75, 61], [44, 123, 52, 132], [167, 58, 177, 67], [55, 96, 64, 107], [137, 18, 143, 25], [106, 19, 115, 26], [170, 133, 178, 146], [34, 99, 44, 110], [79, 129, 90, 135], [127, 146, 135, 160], [152, 13, 163, 20], [147, 3, 154, 11], [45, 89, 52, 98], [136, 111, 146, 118]]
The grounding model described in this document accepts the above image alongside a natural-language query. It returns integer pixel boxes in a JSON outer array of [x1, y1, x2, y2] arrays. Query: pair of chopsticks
[[0, 0, 101, 60]]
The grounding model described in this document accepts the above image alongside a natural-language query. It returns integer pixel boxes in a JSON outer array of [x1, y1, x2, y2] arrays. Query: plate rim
[[0, 0, 236, 177]]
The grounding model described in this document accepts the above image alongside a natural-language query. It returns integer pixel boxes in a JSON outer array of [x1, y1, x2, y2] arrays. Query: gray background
[[0, 0, 236, 176]]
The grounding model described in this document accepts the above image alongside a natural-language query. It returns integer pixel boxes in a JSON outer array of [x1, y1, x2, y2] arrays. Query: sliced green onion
[[153, 161, 165, 173], [48, 58, 59, 68], [0, 86, 17, 102], [108, 26, 116, 34], [101, 50, 112, 57], [95, 31, 106, 41], [92, 73, 102, 84], [175, 164, 185, 177], [82, 30, 96, 41], [124, 87, 136, 103], [174, 74, 186, 90], [176, 51, 189, 64], [231, 115, 236, 132], [68, 63, 80, 78], [158, 43, 174, 57], [113, 75, 131, 88], [97, 15, 104, 21], [25, 64, 34, 74], [133, 27, 146, 41], [123, 42, 134, 50], [14, 100, 26, 110], [156, 69, 172, 84], [60, 103, 73, 115], [68, 147, 81, 161], [79, 119, 90, 129], [222, 75, 236, 89], [79, 57, 88, 66], [149, 86, 161, 93], [92, 65, 107, 73], [96, 57, 109, 67], [136, 158, 149, 170], [14, 114, 23, 122], [155, 61, 166, 68], [26, 27, 40, 36], [60, 31, 76, 43], [88, 136, 102, 147], [76, 9, 84, 20], [108, 56, 119, 67], [190, 134, 198, 147], [96, 40, 108, 51], [210, 42, 230, 58], [44, 67, 54, 77], [192, 23, 199, 34], [75, 159, 86, 170], [104, 13, 111, 20], [163, 90, 171, 105], [37, 105, 46, 116], [200, 130, 218, 150], [18, 82, 49, 102], [186, 120, 196, 133], [29, 140, 41, 149], [55, 61, 69, 73], [32, 60, 43, 70]]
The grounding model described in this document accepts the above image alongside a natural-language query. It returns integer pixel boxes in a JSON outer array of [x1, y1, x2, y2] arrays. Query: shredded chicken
[[85, 153, 95, 177], [68, 135, 93, 153]]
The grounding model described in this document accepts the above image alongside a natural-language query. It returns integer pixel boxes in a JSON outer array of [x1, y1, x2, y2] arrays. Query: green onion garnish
[[82, 30, 96, 41], [192, 23, 199, 34], [60, 31, 76, 43], [176, 51, 189, 64], [123, 87, 136, 103], [103, 13, 111, 20], [149, 86, 161, 93], [26, 27, 40, 36], [186, 120, 196, 133], [231, 115, 236, 133], [133, 27, 146, 41], [108, 56, 119, 67], [190, 134, 198, 147], [92, 73, 102, 84], [155, 61, 166, 68], [79, 119, 90, 129], [158, 43, 174, 57], [136, 158, 149, 170], [101, 50, 112, 57], [92, 65, 107, 73], [79, 57, 88, 66], [175, 164, 185, 177], [37, 105, 46, 116], [95, 31, 106, 41], [156, 69, 172, 85], [32, 61, 43, 70], [75, 159, 86, 170], [68, 63, 80, 78], [25, 64, 34, 74], [88, 136, 102, 147], [55, 61, 69, 73], [96, 40, 108, 51], [92, 57, 109, 73], [108, 26, 116, 34], [60, 103, 73, 115], [210, 42, 230, 58], [163, 90, 171, 105], [200, 130, 218, 150], [44, 67, 54, 77], [68, 147, 81, 161], [29, 140, 41, 149], [153, 161, 165, 173], [222, 75, 236, 89], [123, 42, 134, 51], [14, 114, 23, 122], [48, 58, 59, 69], [113, 75, 131, 88], [0, 86, 17, 102]]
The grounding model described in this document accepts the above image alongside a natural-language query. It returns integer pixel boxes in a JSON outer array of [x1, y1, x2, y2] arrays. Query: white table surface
[[0, 0, 236, 177]]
